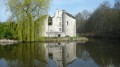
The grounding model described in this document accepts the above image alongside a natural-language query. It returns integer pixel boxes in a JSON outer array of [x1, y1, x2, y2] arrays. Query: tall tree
[[114, 0, 120, 10], [75, 10, 91, 33], [7, 0, 51, 41], [80, 0, 120, 38]]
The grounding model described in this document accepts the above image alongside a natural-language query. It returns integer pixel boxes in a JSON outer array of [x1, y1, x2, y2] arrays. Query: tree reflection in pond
[[76, 39, 120, 67], [0, 40, 120, 67], [0, 43, 47, 67]]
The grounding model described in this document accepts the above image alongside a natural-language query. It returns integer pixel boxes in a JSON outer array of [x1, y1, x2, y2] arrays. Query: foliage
[[6, 0, 51, 41], [0, 22, 13, 39], [75, 10, 91, 33], [76, 0, 120, 38]]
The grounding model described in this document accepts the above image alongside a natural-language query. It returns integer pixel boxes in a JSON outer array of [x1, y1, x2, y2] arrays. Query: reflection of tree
[[0, 43, 47, 67], [76, 44, 97, 67], [80, 40, 120, 67], [0, 42, 77, 67]]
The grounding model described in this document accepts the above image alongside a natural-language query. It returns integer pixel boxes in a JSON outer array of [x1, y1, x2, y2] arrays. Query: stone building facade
[[44, 9, 76, 37]]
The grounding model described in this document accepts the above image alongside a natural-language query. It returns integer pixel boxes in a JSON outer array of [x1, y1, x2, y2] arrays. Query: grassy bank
[[0, 37, 88, 44], [42, 37, 88, 42]]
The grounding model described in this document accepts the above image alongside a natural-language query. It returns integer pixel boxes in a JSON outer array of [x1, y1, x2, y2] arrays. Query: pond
[[0, 39, 120, 67]]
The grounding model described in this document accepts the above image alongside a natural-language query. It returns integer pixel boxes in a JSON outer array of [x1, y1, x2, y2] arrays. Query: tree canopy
[[75, 0, 120, 38], [6, 0, 51, 41]]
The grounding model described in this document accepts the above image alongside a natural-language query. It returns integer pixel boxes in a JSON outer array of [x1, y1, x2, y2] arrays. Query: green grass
[[42, 37, 88, 42]]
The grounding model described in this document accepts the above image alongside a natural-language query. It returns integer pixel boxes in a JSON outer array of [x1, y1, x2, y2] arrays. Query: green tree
[[75, 10, 91, 34], [7, 0, 51, 41], [0, 22, 13, 39], [114, 0, 120, 10], [81, 0, 120, 38]]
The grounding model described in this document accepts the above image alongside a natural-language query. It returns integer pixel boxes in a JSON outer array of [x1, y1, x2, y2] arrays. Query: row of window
[[59, 21, 69, 26]]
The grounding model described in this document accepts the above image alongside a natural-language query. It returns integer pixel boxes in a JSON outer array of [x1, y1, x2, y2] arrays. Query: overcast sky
[[0, 0, 114, 22]]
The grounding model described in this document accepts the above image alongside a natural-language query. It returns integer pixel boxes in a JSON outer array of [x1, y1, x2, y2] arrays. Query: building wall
[[52, 9, 63, 32], [46, 32, 66, 37], [43, 16, 48, 37], [63, 13, 76, 37]]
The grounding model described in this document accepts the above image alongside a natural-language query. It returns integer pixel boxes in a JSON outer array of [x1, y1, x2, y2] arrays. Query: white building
[[44, 9, 76, 37]]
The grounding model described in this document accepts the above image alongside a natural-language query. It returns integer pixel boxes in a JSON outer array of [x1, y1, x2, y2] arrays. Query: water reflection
[[76, 39, 120, 67], [0, 43, 47, 67], [46, 42, 76, 67], [0, 39, 120, 67]]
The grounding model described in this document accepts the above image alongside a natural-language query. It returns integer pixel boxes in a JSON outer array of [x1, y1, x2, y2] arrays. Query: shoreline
[[0, 39, 19, 43], [43, 37, 88, 42], [0, 37, 88, 45], [0, 39, 20, 45]]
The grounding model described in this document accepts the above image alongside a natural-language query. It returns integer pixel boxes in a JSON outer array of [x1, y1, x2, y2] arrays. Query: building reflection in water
[[0, 40, 120, 67], [45, 42, 99, 67], [44, 42, 76, 67]]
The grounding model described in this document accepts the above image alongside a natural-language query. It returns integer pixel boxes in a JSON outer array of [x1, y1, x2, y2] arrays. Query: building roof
[[63, 10, 75, 19]]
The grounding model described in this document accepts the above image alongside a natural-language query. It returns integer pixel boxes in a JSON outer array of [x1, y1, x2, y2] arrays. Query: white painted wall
[[52, 9, 63, 32], [46, 32, 65, 37], [63, 13, 76, 37]]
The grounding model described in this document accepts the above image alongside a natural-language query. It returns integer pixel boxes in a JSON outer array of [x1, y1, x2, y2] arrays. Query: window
[[67, 21, 68, 25], [59, 22, 61, 26], [59, 28, 61, 31], [48, 16, 52, 25]]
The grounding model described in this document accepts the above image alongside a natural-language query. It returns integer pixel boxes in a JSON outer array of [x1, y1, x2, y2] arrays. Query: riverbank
[[0, 37, 88, 45], [82, 32, 120, 39], [43, 37, 88, 42], [0, 39, 19, 45]]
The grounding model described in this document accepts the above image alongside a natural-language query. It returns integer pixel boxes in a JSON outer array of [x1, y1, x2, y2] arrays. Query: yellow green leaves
[[7, 0, 51, 41]]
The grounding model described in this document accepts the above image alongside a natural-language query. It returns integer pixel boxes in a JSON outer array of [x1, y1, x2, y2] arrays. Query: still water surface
[[0, 39, 120, 67]]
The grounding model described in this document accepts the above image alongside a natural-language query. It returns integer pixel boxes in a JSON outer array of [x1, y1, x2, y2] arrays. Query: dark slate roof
[[63, 10, 75, 19]]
